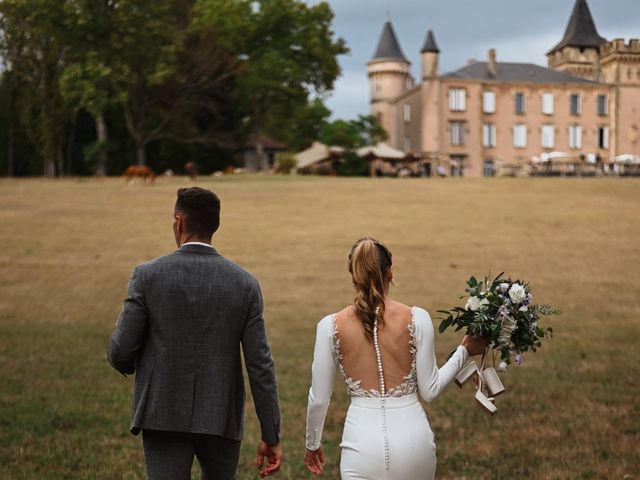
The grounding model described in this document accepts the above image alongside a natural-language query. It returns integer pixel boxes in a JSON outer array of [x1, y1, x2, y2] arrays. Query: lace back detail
[[331, 308, 418, 398]]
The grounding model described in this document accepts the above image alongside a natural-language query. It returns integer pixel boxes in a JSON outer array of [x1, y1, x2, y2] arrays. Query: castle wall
[[391, 87, 422, 153], [437, 79, 611, 176], [368, 60, 412, 147]]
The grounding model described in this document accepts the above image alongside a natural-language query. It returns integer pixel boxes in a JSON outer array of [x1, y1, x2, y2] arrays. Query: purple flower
[[515, 354, 524, 365]]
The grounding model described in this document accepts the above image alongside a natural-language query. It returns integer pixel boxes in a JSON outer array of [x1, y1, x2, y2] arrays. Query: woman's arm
[[305, 315, 338, 451], [414, 308, 469, 403]]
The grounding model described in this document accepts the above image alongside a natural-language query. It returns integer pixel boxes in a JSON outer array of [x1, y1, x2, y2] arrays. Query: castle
[[368, 0, 640, 176]]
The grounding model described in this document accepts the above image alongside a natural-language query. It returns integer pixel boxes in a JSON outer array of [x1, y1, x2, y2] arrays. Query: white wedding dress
[[306, 306, 468, 480]]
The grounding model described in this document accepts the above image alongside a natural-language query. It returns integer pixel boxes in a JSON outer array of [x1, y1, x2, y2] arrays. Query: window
[[483, 160, 496, 177], [450, 155, 466, 177], [542, 93, 554, 115], [569, 125, 582, 149], [449, 88, 466, 111], [570, 94, 581, 115], [515, 92, 526, 114], [541, 125, 555, 149], [403, 135, 411, 153], [513, 124, 527, 148], [483, 91, 496, 114], [597, 126, 609, 149], [404, 104, 411, 122], [450, 122, 465, 146], [597, 94, 608, 116], [483, 124, 496, 148], [405, 77, 413, 90]]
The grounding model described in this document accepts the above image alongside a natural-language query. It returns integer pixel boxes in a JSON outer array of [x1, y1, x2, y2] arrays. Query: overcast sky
[[305, 0, 640, 120]]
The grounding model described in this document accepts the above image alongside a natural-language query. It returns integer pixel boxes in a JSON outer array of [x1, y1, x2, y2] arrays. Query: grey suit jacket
[[107, 244, 281, 444]]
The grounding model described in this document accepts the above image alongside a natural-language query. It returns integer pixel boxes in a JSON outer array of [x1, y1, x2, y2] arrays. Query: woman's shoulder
[[410, 306, 434, 328], [317, 306, 350, 332]]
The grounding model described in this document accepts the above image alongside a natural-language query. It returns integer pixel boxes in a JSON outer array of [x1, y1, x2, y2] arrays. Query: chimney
[[488, 49, 497, 77]]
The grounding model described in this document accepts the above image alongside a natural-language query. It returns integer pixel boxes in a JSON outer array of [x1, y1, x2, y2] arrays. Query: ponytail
[[348, 237, 393, 342]]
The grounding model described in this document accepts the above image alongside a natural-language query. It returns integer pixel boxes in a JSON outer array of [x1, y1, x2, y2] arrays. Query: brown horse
[[124, 165, 156, 185], [184, 161, 198, 180]]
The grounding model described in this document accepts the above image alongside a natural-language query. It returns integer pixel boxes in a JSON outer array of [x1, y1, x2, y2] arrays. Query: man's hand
[[256, 440, 282, 477], [304, 446, 324, 475]]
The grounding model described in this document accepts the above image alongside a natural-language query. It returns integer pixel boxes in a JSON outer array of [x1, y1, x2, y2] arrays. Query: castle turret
[[547, 0, 607, 80], [368, 20, 412, 144], [421, 29, 440, 79]]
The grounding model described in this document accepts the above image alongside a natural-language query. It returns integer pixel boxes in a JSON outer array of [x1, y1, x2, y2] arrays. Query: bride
[[304, 237, 487, 479]]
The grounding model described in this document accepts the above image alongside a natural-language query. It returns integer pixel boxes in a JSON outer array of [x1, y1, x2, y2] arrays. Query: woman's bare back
[[333, 300, 415, 394]]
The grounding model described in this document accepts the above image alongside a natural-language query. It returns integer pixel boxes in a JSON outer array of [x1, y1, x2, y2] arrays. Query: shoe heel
[[475, 389, 497, 415], [481, 367, 505, 397], [455, 362, 478, 388]]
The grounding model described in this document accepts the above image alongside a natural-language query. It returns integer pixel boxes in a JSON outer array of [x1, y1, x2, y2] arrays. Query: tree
[[194, 0, 348, 147], [319, 114, 388, 149], [59, 1, 126, 175], [319, 115, 388, 177], [0, 0, 71, 176]]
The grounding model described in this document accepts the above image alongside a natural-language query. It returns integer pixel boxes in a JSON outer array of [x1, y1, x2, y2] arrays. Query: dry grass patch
[[0, 175, 638, 479]]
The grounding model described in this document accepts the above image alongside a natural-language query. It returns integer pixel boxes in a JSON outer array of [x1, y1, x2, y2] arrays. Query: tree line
[[0, 0, 348, 176]]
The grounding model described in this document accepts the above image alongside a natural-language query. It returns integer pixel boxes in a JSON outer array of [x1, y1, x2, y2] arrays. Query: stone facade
[[368, 0, 640, 177]]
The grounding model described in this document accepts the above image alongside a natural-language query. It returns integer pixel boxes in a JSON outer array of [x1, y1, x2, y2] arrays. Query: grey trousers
[[142, 429, 242, 480]]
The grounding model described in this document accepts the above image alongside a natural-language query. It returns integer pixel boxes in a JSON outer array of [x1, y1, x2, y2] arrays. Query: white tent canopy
[[610, 153, 640, 164], [533, 151, 578, 163], [294, 141, 344, 170], [356, 142, 407, 160]]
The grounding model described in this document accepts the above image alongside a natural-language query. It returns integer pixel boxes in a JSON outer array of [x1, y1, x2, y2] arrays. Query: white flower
[[497, 361, 508, 373], [465, 296, 489, 311], [509, 283, 527, 304], [500, 282, 510, 292], [519, 305, 528, 312]]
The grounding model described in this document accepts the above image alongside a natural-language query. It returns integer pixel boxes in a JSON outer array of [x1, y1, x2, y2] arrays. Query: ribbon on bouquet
[[454, 350, 505, 415]]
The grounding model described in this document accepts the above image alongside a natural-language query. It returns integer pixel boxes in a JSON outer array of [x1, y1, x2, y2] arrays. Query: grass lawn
[[0, 175, 638, 479]]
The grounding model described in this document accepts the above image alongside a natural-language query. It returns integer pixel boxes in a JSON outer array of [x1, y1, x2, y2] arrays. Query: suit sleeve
[[305, 315, 337, 450], [415, 308, 468, 403], [107, 265, 149, 376], [241, 279, 281, 445]]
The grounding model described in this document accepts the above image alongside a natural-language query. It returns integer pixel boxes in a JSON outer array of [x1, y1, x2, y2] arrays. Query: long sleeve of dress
[[414, 307, 469, 403], [305, 315, 337, 450]]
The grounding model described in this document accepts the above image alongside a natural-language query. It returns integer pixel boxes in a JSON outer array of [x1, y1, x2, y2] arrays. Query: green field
[[1, 175, 638, 479]]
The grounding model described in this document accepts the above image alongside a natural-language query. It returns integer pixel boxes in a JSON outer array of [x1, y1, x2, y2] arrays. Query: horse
[[124, 165, 156, 185], [184, 161, 198, 180]]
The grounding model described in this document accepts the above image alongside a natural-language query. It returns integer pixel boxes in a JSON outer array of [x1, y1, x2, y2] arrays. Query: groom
[[108, 187, 282, 479]]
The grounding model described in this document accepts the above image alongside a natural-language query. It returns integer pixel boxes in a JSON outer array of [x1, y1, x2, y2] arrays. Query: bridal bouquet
[[438, 273, 560, 414]]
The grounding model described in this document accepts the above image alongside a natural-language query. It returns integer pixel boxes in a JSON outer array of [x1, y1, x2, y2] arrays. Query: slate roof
[[371, 21, 409, 62], [244, 135, 288, 151], [421, 29, 440, 53], [443, 61, 596, 84], [548, 0, 607, 54]]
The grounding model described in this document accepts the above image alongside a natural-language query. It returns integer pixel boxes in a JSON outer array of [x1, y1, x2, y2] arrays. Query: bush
[[337, 151, 369, 176], [276, 153, 297, 174]]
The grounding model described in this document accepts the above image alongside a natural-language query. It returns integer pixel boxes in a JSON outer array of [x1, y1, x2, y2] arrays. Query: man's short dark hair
[[175, 187, 221, 238]]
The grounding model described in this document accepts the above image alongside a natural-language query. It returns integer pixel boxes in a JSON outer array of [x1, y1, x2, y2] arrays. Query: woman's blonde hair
[[348, 237, 393, 342]]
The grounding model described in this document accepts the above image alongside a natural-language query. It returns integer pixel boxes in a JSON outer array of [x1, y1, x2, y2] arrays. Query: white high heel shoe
[[455, 361, 479, 388], [475, 374, 497, 415], [481, 367, 505, 397]]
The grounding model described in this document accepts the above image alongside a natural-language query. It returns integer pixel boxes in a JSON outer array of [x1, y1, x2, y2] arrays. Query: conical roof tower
[[421, 29, 440, 54], [548, 0, 607, 54], [371, 20, 409, 63]]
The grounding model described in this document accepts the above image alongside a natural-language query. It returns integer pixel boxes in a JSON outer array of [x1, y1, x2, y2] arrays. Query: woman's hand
[[462, 335, 489, 356], [304, 446, 324, 475]]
